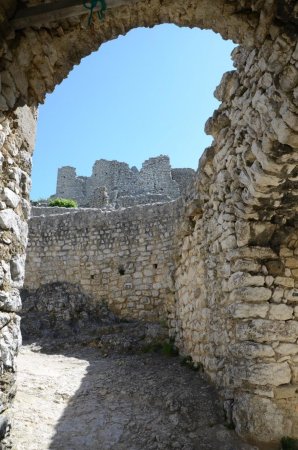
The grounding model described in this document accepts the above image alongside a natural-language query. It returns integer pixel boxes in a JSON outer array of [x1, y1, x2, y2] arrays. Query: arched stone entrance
[[0, 0, 297, 446]]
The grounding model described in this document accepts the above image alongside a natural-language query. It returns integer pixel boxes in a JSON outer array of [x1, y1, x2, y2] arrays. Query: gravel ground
[[10, 345, 260, 450]]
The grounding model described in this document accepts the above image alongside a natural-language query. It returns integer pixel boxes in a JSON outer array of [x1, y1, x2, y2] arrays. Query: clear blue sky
[[31, 25, 236, 200]]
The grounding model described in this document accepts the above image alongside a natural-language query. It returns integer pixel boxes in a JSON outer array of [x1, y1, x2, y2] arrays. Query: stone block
[[275, 277, 294, 288], [230, 286, 271, 303], [0, 290, 21, 312], [220, 234, 237, 250], [286, 258, 298, 269], [272, 287, 284, 303], [231, 259, 262, 273], [10, 255, 25, 285], [227, 302, 268, 319], [266, 260, 285, 276], [280, 247, 293, 257], [227, 272, 265, 291], [235, 220, 250, 247], [274, 385, 298, 399], [229, 342, 274, 359], [2, 188, 19, 209], [227, 247, 278, 262], [240, 362, 291, 386], [232, 394, 291, 442], [0, 315, 21, 371], [285, 289, 298, 303], [272, 118, 298, 147], [269, 304, 293, 320], [236, 319, 298, 343], [0, 209, 27, 245], [0, 313, 12, 330], [276, 344, 298, 356]]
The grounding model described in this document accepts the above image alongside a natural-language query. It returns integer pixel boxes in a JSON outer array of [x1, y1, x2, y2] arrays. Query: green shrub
[[48, 198, 78, 208], [281, 437, 298, 450], [161, 340, 179, 357]]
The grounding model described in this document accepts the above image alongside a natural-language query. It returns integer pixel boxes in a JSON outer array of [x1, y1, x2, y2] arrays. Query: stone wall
[[173, 36, 298, 442], [171, 168, 197, 197], [0, 106, 36, 444], [24, 201, 182, 324], [55, 156, 195, 207]]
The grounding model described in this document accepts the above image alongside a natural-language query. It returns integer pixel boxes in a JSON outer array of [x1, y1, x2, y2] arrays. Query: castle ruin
[[55, 155, 195, 208], [0, 0, 297, 447]]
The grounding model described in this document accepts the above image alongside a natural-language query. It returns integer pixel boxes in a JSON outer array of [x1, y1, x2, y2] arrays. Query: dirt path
[[11, 345, 258, 450]]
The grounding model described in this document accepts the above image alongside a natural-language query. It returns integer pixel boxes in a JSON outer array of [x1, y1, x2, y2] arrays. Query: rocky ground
[[10, 343, 261, 450]]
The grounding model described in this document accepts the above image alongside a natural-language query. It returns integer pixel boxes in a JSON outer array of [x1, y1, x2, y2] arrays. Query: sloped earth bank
[[11, 341, 262, 450]]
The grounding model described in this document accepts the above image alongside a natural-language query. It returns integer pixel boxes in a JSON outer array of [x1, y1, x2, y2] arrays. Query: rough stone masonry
[[24, 201, 182, 326], [55, 155, 195, 208], [0, 0, 297, 447]]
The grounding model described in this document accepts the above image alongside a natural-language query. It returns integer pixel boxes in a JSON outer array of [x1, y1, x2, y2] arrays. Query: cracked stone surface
[[11, 345, 258, 450]]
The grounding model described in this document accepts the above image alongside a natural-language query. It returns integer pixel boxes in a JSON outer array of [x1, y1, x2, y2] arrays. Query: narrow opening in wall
[[153, 264, 158, 269], [118, 266, 125, 276]]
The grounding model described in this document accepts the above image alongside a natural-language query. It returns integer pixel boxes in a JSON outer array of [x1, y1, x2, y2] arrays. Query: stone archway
[[0, 0, 297, 446]]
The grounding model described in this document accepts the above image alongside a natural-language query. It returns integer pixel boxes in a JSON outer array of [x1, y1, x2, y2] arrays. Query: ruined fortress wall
[[0, 0, 297, 445], [24, 201, 182, 323], [174, 38, 298, 441], [89, 159, 139, 199], [56, 156, 191, 207], [56, 167, 87, 206], [171, 168, 196, 197]]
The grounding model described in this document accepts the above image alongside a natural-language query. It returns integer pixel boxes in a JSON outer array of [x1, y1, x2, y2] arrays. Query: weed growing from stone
[[161, 340, 179, 357]]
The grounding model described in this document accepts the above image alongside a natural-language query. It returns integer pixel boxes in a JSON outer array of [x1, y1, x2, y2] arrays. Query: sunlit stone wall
[[24, 202, 181, 323], [174, 36, 298, 441]]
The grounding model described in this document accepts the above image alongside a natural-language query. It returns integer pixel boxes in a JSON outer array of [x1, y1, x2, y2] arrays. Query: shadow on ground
[[14, 292, 279, 450], [12, 336, 266, 450]]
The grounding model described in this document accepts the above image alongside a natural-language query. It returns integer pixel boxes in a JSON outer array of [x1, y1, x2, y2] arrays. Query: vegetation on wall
[[48, 198, 78, 208]]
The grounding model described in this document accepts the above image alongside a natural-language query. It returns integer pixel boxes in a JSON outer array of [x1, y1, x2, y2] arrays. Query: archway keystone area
[[0, 0, 297, 447]]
